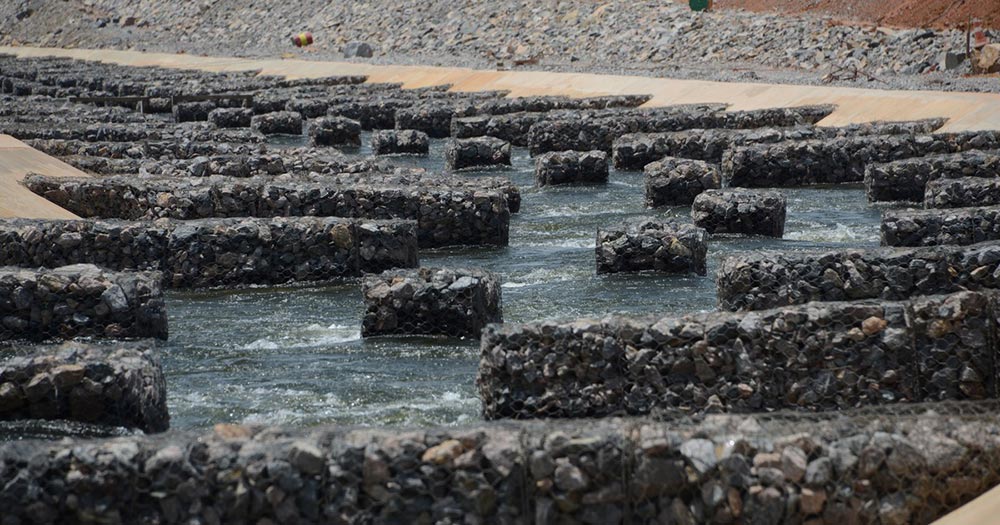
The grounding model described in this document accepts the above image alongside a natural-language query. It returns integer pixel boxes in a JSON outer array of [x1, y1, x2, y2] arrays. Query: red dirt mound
[[714, 0, 1000, 30]]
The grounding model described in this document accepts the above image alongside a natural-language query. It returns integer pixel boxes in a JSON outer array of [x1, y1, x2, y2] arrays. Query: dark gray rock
[[370, 129, 430, 155], [445, 136, 512, 170], [535, 150, 608, 186], [344, 41, 374, 58], [250, 111, 303, 135], [865, 149, 1000, 203], [172, 101, 216, 122], [725, 131, 1000, 187], [308, 116, 362, 147], [207, 107, 254, 128], [596, 219, 707, 275], [362, 267, 502, 338], [644, 157, 722, 207], [924, 176, 1000, 209], [478, 290, 996, 418], [716, 240, 1000, 311], [0, 264, 167, 341], [882, 206, 1000, 247], [691, 189, 786, 237], [0, 341, 169, 432]]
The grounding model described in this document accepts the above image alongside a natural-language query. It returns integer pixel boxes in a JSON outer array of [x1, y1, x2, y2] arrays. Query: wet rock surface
[[250, 110, 303, 135], [308, 116, 361, 147], [924, 176, 1000, 209], [692, 189, 786, 237], [725, 131, 1000, 187], [865, 149, 1000, 203], [596, 219, 708, 275], [613, 119, 945, 168], [445, 136, 512, 170], [528, 105, 832, 155], [0, 217, 418, 289], [370, 129, 430, 155], [882, 206, 1000, 247], [24, 174, 511, 248], [644, 157, 722, 207], [3, 412, 999, 524], [0, 264, 167, 341], [716, 240, 1000, 311], [478, 290, 998, 418], [534, 150, 608, 186], [362, 267, 502, 338], [0, 341, 168, 432]]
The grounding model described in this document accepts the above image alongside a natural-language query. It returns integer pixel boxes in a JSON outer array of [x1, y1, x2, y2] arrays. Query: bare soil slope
[[716, 0, 1000, 30]]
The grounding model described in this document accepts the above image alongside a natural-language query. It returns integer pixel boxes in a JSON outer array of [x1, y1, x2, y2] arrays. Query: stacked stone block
[[361, 267, 502, 338], [250, 111, 303, 135], [308, 116, 362, 147], [534, 150, 608, 186], [0, 264, 167, 341], [691, 189, 786, 237], [478, 290, 996, 419], [596, 220, 708, 275], [882, 206, 1000, 247], [370, 129, 430, 155], [865, 149, 1000, 202], [644, 157, 722, 207], [445, 137, 512, 170], [0, 342, 169, 432]]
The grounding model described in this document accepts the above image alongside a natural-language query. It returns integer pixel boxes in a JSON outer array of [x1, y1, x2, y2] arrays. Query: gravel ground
[[2, 0, 999, 93]]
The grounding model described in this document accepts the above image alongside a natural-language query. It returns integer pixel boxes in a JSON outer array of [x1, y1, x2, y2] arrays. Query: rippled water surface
[[163, 134, 884, 429]]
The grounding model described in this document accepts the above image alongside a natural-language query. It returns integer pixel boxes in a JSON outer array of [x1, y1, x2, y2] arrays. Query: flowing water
[[159, 133, 887, 430]]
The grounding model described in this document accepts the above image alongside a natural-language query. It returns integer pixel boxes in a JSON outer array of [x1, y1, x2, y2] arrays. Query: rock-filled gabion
[[3, 411, 999, 524], [596, 220, 708, 275], [716, 240, 1000, 311], [882, 206, 1000, 247], [207, 107, 254, 128], [865, 149, 1000, 203], [612, 119, 947, 169], [644, 157, 722, 207], [250, 110, 303, 135], [724, 131, 1000, 187], [0, 342, 169, 432], [172, 101, 216, 123], [308, 116, 362, 147], [527, 105, 834, 155], [445, 136, 512, 170], [924, 176, 1000, 209], [479, 290, 997, 419], [452, 111, 549, 146], [395, 101, 477, 138], [285, 98, 330, 119], [534, 150, 608, 186], [24, 175, 510, 248], [0, 217, 418, 289], [0, 264, 167, 341], [691, 189, 787, 237], [362, 267, 502, 338], [370, 129, 430, 155]]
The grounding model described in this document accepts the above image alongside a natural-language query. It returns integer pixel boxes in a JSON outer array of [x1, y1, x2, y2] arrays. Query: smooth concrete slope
[[0, 135, 83, 219], [3, 45, 1000, 131]]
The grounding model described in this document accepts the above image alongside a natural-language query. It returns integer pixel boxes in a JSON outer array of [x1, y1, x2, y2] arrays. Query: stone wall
[[882, 206, 1000, 247], [716, 240, 1000, 311], [724, 131, 1000, 187], [0, 217, 418, 289], [0, 342, 168, 432], [865, 149, 1000, 203], [0, 264, 167, 341], [527, 105, 834, 155], [612, 119, 946, 169], [924, 176, 1000, 208], [1, 410, 997, 524], [478, 291, 996, 418], [24, 175, 510, 248]]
